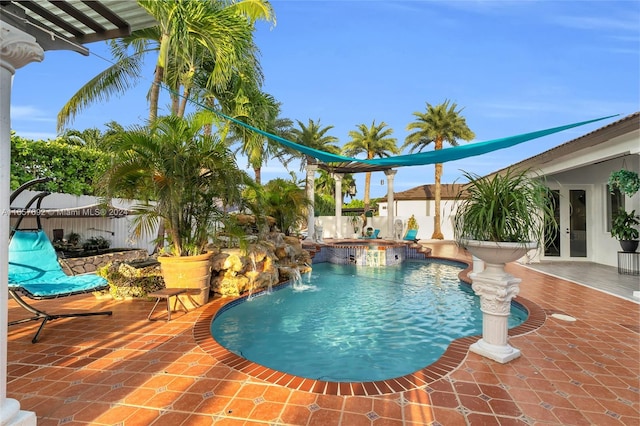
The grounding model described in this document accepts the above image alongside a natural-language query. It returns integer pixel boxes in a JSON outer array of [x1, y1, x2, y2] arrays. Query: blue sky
[[9, 0, 640, 199]]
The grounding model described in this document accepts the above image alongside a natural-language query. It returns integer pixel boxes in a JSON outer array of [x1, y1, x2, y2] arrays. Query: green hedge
[[11, 133, 109, 195]]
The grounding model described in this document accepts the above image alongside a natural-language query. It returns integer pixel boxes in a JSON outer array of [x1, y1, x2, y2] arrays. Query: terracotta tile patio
[[7, 242, 639, 425]]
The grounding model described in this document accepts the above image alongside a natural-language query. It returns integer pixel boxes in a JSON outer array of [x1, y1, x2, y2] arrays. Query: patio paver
[[7, 242, 639, 425]]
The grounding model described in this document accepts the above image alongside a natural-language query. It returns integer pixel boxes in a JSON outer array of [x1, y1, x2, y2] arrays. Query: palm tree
[[57, 0, 274, 130], [290, 118, 340, 166], [100, 111, 254, 256], [403, 100, 475, 239], [138, 0, 272, 122], [225, 89, 293, 184], [59, 128, 104, 148], [315, 170, 356, 205], [262, 177, 310, 235], [58, 121, 125, 151], [289, 118, 340, 191], [342, 120, 400, 211]]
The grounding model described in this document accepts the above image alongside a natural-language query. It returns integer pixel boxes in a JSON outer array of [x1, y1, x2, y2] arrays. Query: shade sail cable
[[158, 84, 617, 169]]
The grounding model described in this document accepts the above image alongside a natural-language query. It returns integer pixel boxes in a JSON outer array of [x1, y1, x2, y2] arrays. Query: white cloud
[[551, 15, 640, 33], [477, 98, 635, 121], [10, 105, 56, 123]]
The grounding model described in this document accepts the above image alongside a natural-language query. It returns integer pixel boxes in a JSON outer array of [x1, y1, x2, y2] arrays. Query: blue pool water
[[211, 260, 527, 382]]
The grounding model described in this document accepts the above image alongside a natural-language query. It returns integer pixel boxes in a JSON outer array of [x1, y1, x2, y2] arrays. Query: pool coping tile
[[193, 258, 547, 396]]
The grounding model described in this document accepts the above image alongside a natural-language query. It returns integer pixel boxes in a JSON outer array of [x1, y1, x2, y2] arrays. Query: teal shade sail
[[164, 84, 617, 169], [215, 106, 615, 168], [360, 115, 617, 167]]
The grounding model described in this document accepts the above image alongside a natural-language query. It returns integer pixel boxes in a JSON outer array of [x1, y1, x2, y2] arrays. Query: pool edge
[[192, 258, 547, 396]]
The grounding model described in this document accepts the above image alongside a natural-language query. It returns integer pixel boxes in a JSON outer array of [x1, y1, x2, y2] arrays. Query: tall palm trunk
[[149, 64, 163, 122], [432, 137, 444, 239], [178, 87, 190, 117], [364, 171, 372, 212], [150, 65, 165, 252], [432, 162, 444, 239], [203, 98, 215, 136], [149, 34, 168, 251], [254, 167, 261, 185]]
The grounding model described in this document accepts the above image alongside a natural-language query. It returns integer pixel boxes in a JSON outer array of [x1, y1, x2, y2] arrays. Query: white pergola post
[[305, 164, 318, 241], [1, 22, 42, 426], [332, 173, 343, 239], [384, 170, 397, 240]]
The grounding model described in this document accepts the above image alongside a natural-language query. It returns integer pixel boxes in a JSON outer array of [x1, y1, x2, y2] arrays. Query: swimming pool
[[211, 260, 528, 382]]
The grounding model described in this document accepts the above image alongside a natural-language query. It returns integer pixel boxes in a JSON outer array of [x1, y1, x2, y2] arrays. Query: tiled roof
[[392, 183, 466, 201], [491, 111, 639, 177]]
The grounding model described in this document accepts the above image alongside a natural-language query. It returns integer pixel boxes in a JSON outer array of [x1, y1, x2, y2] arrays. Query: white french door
[[544, 186, 589, 260]]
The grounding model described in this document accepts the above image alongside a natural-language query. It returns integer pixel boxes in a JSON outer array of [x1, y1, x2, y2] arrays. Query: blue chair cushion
[[9, 230, 107, 299], [403, 229, 418, 241]]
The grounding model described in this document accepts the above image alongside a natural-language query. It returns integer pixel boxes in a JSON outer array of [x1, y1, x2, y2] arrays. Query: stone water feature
[[95, 233, 312, 300], [210, 233, 312, 297]]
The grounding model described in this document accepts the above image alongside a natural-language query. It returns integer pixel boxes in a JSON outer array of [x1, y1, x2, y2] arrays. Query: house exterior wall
[[540, 127, 639, 268]]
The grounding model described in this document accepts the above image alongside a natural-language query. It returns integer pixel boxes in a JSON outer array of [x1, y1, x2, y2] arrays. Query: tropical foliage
[[57, 0, 274, 129], [313, 170, 356, 204], [611, 209, 640, 241], [453, 168, 557, 245], [403, 100, 475, 239], [289, 118, 340, 169], [262, 177, 310, 235], [10, 132, 108, 195], [608, 169, 640, 197], [312, 193, 334, 217], [225, 91, 293, 184], [342, 121, 399, 211], [59, 122, 124, 150], [99, 111, 255, 256]]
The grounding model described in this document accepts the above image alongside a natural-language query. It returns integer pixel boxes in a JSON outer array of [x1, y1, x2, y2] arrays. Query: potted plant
[[611, 209, 639, 253], [454, 168, 557, 258], [67, 232, 81, 247], [453, 167, 557, 363], [101, 112, 254, 308], [608, 169, 640, 197]]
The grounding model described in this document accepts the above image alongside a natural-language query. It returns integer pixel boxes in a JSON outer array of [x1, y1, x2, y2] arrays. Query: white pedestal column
[[384, 169, 397, 239], [469, 262, 521, 363], [472, 256, 485, 273], [332, 173, 343, 239], [462, 239, 535, 364], [1, 21, 43, 426], [305, 164, 317, 241]]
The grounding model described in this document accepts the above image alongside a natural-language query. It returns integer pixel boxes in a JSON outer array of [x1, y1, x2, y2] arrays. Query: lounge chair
[[8, 180, 112, 343], [360, 228, 380, 239], [403, 229, 419, 243]]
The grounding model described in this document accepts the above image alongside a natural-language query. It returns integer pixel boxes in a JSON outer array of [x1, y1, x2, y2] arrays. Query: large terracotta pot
[[158, 252, 214, 310]]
